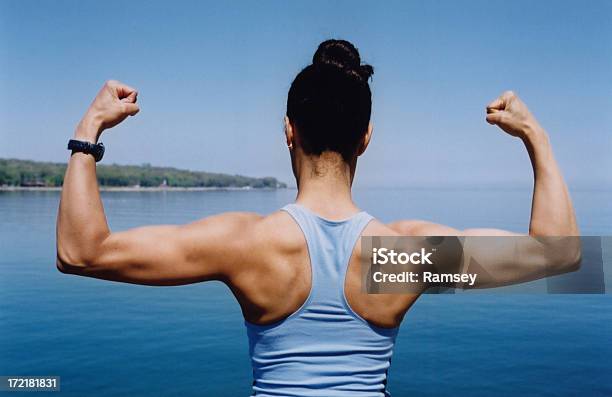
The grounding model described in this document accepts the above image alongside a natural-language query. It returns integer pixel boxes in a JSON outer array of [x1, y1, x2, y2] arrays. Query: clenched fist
[[76, 80, 139, 142], [486, 91, 542, 139]]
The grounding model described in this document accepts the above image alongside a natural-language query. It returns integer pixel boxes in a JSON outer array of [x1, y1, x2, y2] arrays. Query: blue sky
[[1, 0, 610, 188]]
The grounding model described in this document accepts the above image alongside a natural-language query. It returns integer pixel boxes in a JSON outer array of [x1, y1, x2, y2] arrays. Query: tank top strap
[[337, 210, 374, 292], [281, 204, 373, 300]]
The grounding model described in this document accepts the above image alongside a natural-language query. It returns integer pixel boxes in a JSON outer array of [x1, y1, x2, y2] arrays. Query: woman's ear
[[284, 116, 294, 149], [357, 122, 373, 156]]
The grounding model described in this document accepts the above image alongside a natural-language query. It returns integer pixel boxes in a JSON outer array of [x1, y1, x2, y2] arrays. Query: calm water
[[1, 188, 611, 396]]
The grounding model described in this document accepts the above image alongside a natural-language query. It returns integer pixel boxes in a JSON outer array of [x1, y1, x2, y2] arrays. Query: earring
[[288, 143, 293, 150]]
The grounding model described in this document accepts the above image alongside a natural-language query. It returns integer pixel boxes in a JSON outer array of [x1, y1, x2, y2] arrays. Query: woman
[[57, 39, 579, 396]]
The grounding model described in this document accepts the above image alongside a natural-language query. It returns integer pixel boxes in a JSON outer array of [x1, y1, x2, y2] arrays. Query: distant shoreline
[[0, 158, 287, 190], [0, 186, 286, 192]]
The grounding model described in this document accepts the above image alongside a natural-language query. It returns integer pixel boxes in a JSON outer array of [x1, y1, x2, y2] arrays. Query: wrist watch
[[67, 139, 105, 162]]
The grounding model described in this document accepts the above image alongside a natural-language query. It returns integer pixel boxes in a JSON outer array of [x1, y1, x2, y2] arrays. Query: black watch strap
[[67, 139, 105, 162]]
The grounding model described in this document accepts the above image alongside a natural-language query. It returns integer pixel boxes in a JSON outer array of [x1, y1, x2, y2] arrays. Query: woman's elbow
[[56, 230, 112, 275], [56, 244, 94, 275], [565, 245, 582, 272], [56, 254, 84, 275], [56, 255, 67, 273], [552, 240, 582, 274]]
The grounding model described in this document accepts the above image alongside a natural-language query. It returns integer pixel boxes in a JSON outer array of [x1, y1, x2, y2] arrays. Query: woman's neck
[[294, 152, 359, 219]]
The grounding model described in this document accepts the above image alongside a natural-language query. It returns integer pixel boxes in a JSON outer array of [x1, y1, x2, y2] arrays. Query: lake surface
[[1, 188, 611, 396]]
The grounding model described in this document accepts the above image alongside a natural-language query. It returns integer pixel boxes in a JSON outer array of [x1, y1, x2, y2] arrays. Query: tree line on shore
[[0, 158, 286, 189]]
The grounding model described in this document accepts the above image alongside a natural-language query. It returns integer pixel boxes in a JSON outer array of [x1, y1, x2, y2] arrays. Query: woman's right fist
[[81, 80, 140, 135], [485, 91, 541, 139]]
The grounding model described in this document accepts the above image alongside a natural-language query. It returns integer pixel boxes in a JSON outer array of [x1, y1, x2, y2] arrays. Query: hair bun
[[313, 39, 374, 80], [358, 64, 374, 80]]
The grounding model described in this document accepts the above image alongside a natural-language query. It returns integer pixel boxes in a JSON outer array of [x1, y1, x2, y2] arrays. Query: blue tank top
[[245, 203, 399, 397]]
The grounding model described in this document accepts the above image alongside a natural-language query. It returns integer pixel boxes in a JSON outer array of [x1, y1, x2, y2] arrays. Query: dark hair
[[287, 39, 374, 162]]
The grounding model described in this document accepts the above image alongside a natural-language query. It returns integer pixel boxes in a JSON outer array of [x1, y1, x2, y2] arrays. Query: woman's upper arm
[[387, 219, 579, 288], [59, 212, 262, 285]]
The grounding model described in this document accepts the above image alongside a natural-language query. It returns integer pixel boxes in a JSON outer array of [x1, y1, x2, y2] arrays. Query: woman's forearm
[[523, 126, 579, 236], [56, 119, 110, 268], [485, 91, 579, 237], [56, 81, 140, 269]]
